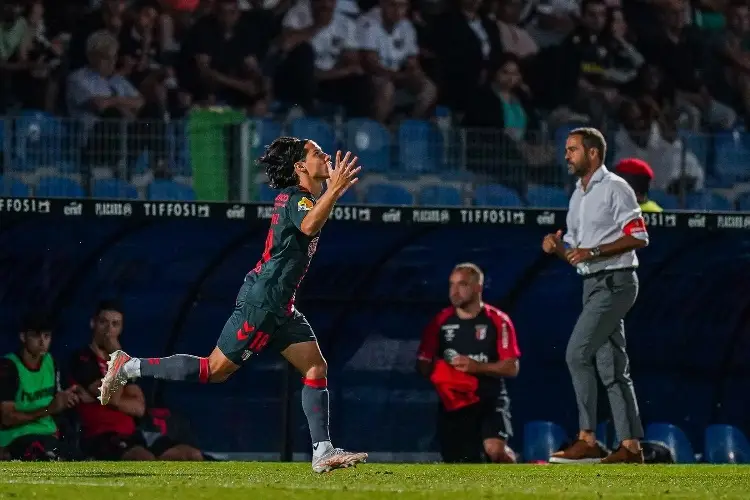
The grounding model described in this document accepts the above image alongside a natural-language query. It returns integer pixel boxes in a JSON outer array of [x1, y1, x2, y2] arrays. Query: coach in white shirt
[[541, 127, 647, 465], [357, 0, 437, 122], [275, 0, 373, 117]]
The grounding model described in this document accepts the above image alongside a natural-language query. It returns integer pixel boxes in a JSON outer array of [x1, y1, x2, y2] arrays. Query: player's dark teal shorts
[[216, 281, 317, 364]]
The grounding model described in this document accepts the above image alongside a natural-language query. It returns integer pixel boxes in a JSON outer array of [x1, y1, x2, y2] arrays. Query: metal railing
[[0, 111, 748, 210]]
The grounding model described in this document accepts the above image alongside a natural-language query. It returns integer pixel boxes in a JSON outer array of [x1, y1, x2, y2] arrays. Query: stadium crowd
[[0, 0, 749, 194]]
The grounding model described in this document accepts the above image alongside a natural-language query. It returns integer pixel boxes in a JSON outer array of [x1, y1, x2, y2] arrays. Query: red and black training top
[[418, 303, 521, 399], [67, 346, 137, 439]]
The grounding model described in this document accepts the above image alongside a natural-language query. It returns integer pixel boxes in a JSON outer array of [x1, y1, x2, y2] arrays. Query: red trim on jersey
[[417, 307, 455, 361], [483, 304, 521, 360], [198, 357, 209, 384], [623, 217, 648, 237], [302, 377, 327, 389]]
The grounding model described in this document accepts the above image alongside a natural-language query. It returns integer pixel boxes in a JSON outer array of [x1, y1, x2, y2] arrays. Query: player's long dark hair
[[257, 137, 308, 189]]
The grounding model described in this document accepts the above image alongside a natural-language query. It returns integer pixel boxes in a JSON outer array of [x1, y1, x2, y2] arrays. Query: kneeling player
[[98, 137, 367, 473], [417, 263, 521, 463]]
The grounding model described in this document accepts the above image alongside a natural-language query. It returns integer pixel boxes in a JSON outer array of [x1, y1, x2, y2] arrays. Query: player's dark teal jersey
[[244, 185, 319, 315]]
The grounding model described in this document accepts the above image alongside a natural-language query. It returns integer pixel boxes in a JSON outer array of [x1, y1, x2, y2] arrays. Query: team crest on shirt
[[297, 197, 314, 211], [475, 324, 487, 340]]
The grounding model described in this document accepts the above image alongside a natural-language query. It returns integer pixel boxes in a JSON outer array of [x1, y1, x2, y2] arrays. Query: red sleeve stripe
[[484, 304, 521, 360], [417, 307, 454, 361]]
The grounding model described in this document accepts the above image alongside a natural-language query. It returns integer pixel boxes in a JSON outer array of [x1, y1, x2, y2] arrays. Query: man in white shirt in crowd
[[275, 0, 373, 117], [358, 0, 437, 122]]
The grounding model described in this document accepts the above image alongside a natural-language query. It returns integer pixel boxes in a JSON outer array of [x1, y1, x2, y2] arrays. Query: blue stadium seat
[[92, 178, 138, 200], [290, 118, 336, 154], [248, 118, 282, 152], [473, 184, 523, 207], [36, 176, 84, 197], [649, 190, 680, 210], [147, 180, 196, 201], [345, 119, 391, 172], [364, 183, 414, 205], [685, 192, 734, 211], [680, 131, 709, 170], [0, 176, 30, 197], [398, 120, 443, 172], [419, 185, 462, 206], [257, 183, 277, 202], [644, 423, 695, 463], [713, 131, 750, 183], [525, 185, 569, 208], [704, 424, 750, 464], [14, 110, 64, 169], [522, 421, 568, 463], [737, 192, 750, 211]]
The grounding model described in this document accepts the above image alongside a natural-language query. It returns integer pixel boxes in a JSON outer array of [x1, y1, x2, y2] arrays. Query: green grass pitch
[[1, 462, 749, 499]]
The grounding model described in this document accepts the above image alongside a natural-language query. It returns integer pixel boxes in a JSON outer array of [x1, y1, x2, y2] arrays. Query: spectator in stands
[[0, 314, 80, 461], [358, 0, 437, 123], [558, 0, 621, 129], [463, 53, 557, 190], [524, 0, 579, 48], [67, 300, 204, 461], [613, 99, 705, 193], [624, 63, 679, 129], [13, 1, 65, 113], [709, 0, 750, 124], [431, 0, 502, 115], [68, 0, 125, 71], [275, 0, 373, 117], [178, 0, 269, 114], [0, 1, 29, 111], [487, 0, 539, 59], [68, 29, 172, 180], [638, 0, 735, 130], [614, 158, 663, 212], [416, 263, 520, 464], [601, 7, 644, 89]]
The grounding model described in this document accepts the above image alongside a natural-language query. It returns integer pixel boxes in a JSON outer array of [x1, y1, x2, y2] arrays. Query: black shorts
[[216, 282, 317, 364], [6, 434, 62, 461], [81, 432, 180, 460], [436, 398, 513, 463]]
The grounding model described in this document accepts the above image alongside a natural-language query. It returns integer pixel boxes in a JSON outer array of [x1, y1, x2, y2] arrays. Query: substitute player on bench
[[417, 263, 521, 464]]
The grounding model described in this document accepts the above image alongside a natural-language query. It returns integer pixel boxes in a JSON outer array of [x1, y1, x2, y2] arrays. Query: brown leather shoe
[[549, 439, 609, 464], [601, 445, 645, 464]]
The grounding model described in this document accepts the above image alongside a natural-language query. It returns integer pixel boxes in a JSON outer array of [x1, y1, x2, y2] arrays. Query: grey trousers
[[565, 269, 644, 441]]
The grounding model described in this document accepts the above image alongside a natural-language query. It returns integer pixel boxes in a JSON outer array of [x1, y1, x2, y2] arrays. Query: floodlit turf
[[1, 462, 749, 499]]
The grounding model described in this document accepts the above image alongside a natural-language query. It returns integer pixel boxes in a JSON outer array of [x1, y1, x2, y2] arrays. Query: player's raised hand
[[326, 151, 361, 198]]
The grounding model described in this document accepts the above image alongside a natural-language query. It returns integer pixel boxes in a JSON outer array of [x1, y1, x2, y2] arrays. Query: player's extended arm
[[299, 151, 360, 236]]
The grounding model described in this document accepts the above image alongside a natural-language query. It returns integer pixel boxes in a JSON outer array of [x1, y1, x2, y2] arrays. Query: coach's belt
[[581, 267, 637, 279]]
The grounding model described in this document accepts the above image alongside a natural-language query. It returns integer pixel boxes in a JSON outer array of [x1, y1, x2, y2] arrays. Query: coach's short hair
[[452, 262, 484, 286], [569, 127, 607, 163]]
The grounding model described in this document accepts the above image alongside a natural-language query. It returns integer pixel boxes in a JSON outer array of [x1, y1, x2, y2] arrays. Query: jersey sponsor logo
[[475, 324, 487, 340], [20, 386, 55, 403], [441, 324, 458, 342], [467, 353, 489, 363], [298, 197, 314, 211]]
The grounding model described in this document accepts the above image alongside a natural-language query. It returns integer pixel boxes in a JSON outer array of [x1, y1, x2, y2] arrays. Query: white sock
[[312, 440, 333, 459], [122, 358, 141, 379]]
